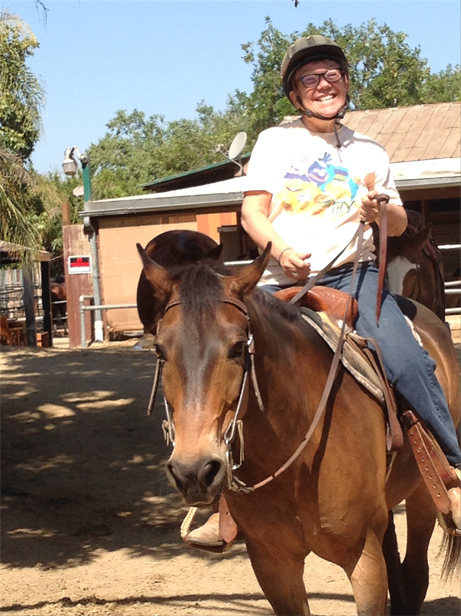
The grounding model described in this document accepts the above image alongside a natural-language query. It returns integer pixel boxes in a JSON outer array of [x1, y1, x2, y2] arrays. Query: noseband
[[146, 295, 265, 492]]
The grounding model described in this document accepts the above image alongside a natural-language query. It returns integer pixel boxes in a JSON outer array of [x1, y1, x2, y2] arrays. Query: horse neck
[[244, 297, 327, 434]]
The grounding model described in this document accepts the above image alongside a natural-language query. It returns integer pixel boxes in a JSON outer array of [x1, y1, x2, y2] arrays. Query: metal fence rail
[[439, 244, 460, 316], [79, 295, 137, 347]]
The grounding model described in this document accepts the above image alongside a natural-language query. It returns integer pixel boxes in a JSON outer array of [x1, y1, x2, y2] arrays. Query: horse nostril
[[167, 462, 184, 491], [201, 460, 223, 487]]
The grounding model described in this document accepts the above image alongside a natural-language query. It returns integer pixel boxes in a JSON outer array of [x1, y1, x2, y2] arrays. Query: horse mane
[[169, 262, 303, 324], [252, 288, 302, 323], [171, 263, 227, 319]]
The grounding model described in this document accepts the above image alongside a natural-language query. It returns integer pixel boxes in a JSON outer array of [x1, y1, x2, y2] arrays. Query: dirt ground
[[1, 342, 460, 616]]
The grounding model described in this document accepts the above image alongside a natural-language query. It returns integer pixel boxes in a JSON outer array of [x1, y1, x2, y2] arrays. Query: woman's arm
[[241, 191, 311, 279]]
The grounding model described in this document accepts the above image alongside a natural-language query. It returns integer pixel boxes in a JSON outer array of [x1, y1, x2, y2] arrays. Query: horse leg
[[382, 510, 407, 615], [401, 484, 436, 615], [245, 538, 311, 616], [346, 528, 388, 616]]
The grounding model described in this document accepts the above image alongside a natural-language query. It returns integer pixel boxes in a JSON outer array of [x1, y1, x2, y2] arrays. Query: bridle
[[147, 295, 265, 492]]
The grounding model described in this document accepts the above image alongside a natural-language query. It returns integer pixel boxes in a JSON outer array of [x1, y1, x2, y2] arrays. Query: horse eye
[[154, 344, 167, 361], [228, 341, 246, 359]]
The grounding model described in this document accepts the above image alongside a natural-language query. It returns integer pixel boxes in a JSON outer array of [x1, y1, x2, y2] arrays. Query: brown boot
[[186, 513, 224, 548], [447, 468, 461, 536]]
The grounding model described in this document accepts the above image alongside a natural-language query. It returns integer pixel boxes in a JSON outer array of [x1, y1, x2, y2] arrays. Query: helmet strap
[[296, 96, 349, 148]]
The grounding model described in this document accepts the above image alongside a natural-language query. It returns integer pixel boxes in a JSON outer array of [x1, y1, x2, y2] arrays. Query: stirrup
[[180, 497, 238, 553]]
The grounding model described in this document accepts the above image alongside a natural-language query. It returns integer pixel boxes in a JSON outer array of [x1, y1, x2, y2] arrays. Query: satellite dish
[[228, 131, 247, 161]]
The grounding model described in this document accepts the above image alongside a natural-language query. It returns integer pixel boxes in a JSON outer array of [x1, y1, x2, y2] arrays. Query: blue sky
[[3, 0, 461, 175]]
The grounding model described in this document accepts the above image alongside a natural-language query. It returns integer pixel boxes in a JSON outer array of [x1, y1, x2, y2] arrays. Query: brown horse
[[50, 281, 67, 334], [137, 241, 460, 616], [374, 214, 446, 322]]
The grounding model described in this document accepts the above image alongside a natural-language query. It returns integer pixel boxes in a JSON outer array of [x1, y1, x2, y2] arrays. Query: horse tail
[[439, 530, 461, 580]]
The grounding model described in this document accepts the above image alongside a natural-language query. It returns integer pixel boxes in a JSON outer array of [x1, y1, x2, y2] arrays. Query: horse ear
[[410, 224, 433, 251], [227, 243, 272, 297], [206, 244, 224, 261], [136, 243, 173, 301]]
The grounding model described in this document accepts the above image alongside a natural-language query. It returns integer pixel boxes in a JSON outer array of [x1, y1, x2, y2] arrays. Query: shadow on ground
[[1, 346, 241, 571]]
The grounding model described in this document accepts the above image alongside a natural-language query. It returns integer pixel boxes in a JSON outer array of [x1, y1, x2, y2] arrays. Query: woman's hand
[[359, 190, 408, 236], [359, 190, 381, 224], [278, 247, 312, 280]]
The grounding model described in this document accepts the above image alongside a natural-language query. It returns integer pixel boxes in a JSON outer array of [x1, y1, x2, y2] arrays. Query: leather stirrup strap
[[401, 410, 459, 515], [347, 333, 403, 451], [219, 494, 238, 544]]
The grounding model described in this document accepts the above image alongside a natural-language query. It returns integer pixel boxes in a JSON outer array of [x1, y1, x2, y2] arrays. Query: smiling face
[[289, 59, 349, 132]]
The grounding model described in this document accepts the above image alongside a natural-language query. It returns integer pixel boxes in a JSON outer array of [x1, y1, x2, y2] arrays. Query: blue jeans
[[261, 262, 461, 467]]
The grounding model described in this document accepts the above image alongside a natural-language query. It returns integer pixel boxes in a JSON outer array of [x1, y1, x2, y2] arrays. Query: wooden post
[[62, 225, 93, 348], [62, 202, 72, 226], [41, 260, 53, 346], [22, 261, 36, 346]]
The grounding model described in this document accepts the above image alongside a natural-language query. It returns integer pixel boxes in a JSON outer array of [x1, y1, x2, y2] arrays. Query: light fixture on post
[[62, 146, 103, 344], [62, 146, 92, 201], [62, 147, 78, 176]]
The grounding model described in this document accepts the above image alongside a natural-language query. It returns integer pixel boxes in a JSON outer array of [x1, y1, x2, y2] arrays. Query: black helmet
[[281, 35, 349, 98]]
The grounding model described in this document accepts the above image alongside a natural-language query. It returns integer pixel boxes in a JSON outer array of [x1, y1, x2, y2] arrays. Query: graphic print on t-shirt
[[275, 153, 361, 219]]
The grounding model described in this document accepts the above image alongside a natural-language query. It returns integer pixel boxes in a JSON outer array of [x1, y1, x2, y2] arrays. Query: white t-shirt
[[245, 117, 402, 286]]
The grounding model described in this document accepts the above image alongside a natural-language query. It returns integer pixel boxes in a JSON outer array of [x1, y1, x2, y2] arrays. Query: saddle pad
[[301, 312, 385, 404]]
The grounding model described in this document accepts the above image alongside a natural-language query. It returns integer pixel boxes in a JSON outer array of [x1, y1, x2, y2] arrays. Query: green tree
[[240, 17, 460, 132], [422, 65, 461, 103], [88, 102, 252, 200], [0, 149, 37, 249], [0, 10, 45, 252], [0, 10, 44, 159]]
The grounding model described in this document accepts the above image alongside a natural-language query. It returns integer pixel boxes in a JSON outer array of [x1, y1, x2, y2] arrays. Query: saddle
[[275, 285, 459, 524]]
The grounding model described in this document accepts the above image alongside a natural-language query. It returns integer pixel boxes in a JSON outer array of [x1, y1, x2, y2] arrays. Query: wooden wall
[[97, 211, 237, 333]]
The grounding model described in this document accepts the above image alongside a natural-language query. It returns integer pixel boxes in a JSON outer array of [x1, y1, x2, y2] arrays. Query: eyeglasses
[[298, 68, 343, 89]]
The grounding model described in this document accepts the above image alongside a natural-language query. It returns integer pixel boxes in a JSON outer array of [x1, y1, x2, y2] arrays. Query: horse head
[[136, 230, 224, 333], [137, 242, 271, 505]]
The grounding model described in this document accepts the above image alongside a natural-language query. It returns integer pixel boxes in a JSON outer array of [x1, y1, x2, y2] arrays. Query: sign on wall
[[68, 255, 92, 274]]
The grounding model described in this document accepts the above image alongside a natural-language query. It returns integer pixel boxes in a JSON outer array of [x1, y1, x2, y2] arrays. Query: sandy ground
[[1, 341, 460, 616]]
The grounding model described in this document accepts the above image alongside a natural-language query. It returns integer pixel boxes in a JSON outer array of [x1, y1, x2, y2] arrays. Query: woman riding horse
[[187, 34, 461, 548]]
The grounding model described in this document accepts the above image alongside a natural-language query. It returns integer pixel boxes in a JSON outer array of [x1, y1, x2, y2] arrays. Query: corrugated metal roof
[[343, 102, 461, 163]]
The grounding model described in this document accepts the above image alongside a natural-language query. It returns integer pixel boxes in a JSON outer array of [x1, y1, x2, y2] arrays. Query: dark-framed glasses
[[298, 68, 343, 89]]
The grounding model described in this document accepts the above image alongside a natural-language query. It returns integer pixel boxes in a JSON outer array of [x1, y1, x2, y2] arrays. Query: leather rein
[[146, 195, 389, 493]]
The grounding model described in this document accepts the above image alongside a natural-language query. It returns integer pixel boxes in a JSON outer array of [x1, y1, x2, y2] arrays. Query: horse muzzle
[[166, 454, 226, 505]]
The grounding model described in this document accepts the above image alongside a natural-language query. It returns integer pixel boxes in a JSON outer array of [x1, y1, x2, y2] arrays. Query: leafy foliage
[[0, 149, 37, 250], [0, 10, 45, 256], [88, 102, 252, 200], [0, 10, 44, 159], [240, 17, 460, 128]]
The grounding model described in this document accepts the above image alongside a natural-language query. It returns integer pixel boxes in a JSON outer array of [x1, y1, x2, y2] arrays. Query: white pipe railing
[[79, 295, 137, 348]]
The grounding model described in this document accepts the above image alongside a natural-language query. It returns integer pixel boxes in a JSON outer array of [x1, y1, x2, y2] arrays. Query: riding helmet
[[281, 35, 349, 98]]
